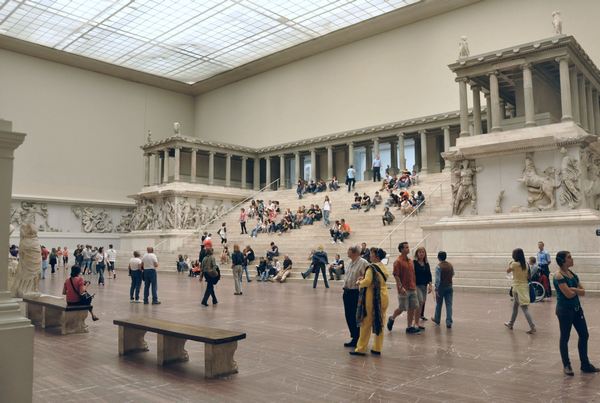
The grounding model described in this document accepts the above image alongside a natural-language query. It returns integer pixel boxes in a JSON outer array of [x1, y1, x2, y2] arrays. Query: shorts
[[397, 289, 419, 311], [108, 261, 115, 271], [416, 285, 428, 305]]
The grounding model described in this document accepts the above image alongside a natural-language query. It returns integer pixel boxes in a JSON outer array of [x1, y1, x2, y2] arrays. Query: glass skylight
[[0, 0, 419, 83]]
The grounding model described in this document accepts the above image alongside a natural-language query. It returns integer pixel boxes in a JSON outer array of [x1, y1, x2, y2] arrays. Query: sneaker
[[143, 301, 149, 305], [504, 322, 513, 330], [134, 300, 141, 303], [581, 364, 600, 373], [526, 328, 536, 334], [387, 317, 394, 331], [430, 317, 440, 326], [130, 299, 134, 303], [421, 316, 428, 321], [201, 302, 208, 307], [564, 365, 574, 376], [301, 273, 307, 279], [446, 324, 452, 329], [418, 326, 426, 330], [344, 341, 357, 348], [152, 301, 161, 305]]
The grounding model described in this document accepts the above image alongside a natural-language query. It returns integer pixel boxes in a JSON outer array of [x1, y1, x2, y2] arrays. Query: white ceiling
[[0, 0, 419, 84]]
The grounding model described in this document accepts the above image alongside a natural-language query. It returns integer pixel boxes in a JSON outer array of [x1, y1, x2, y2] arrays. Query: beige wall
[[194, 0, 600, 147], [0, 49, 194, 202]]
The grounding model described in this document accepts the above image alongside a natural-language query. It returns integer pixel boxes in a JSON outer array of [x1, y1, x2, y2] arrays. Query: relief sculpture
[[72, 206, 114, 233], [558, 148, 581, 209], [452, 160, 482, 216], [518, 154, 558, 210]]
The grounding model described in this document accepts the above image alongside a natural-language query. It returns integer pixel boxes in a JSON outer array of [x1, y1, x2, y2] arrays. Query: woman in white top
[[128, 251, 142, 302], [95, 246, 108, 286], [323, 196, 332, 226]]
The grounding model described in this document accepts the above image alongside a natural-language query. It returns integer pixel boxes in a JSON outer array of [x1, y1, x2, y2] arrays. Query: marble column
[[190, 148, 197, 183], [372, 138, 380, 158], [419, 129, 428, 174], [241, 156, 247, 189], [0, 120, 34, 403], [265, 156, 271, 189], [326, 146, 333, 180], [225, 153, 231, 187], [173, 147, 181, 181], [489, 72, 502, 132], [593, 90, 600, 135], [398, 133, 406, 171], [163, 148, 170, 183], [458, 78, 469, 136], [208, 151, 215, 186], [279, 154, 286, 189], [253, 156, 260, 190], [578, 75, 588, 131], [390, 140, 398, 175], [144, 153, 150, 186], [485, 93, 492, 133], [348, 143, 354, 167], [522, 63, 536, 127], [586, 82, 595, 134], [570, 66, 580, 124], [364, 144, 373, 180], [310, 149, 316, 181], [154, 153, 161, 185], [557, 57, 573, 122], [294, 151, 300, 182], [472, 85, 482, 135], [442, 126, 451, 172]]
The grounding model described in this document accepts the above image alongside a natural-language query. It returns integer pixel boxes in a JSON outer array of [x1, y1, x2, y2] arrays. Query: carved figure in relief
[[559, 148, 581, 209], [72, 206, 114, 233], [458, 36, 470, 58], [116, 209, 135, 233], [452, 160, 482, 215], [8, 224, 18, 291], [135, 200, 156, 230], [11, 201, 56, 231], [178, 199, 193, 229], [552, 10, 562, 35], [495, 190, 505, 214], [518, 155, 558, 210], [162, 200, 176, 230], [11, 223, 41, 298]]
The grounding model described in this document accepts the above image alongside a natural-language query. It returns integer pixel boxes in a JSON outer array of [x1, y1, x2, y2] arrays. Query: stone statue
[[11, 223, 41, 298], [173, 122, 181, 135], [147, 130, 152, 143], [518, 154, 558, 210], [559, 148, 581, 209], [7, 224, 18, 291], [452, 160, 482, 215], [72, 206, 114, 233], [552, 10, 562, 35], [459, 36, 470, 58], [495, 190, 505, 214]]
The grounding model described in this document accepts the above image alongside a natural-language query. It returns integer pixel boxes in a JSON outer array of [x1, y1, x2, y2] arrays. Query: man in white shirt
[[346, 165, 356, 192], [107, 244, 117, 279], [343, 245, 369, 347], [128, 251, 142, 303], [372, 154, 382, 182], [141, 246, 161, 305]]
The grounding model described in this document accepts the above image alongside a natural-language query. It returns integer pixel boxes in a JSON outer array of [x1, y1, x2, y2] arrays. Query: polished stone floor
[[34, 270, 600, 402]]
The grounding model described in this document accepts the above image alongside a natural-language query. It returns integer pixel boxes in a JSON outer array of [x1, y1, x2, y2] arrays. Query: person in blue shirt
[[537, 241, 552, 297]]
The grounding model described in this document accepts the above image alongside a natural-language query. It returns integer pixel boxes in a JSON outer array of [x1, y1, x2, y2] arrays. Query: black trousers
[[346, 177, 355, 192], [373, 167, 381, 182], [240, 221, 247, 234], [556, 306, 590, 368], [343, 288, 360, 342], [313, 264, 329, 288], [202, 281, 218, 304]]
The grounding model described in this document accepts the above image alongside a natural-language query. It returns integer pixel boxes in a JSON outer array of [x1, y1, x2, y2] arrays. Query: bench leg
[[204, 341, 238, 378], [26, 304, 43, 326], [62, 311, 89, 335], [42, 307, 63, 329], [157, 335, 189, 365], [118, 326, 149, 356]]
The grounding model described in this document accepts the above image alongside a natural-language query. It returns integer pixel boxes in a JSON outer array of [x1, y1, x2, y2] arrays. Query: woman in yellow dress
[[504, 248, 536, 334], [350, 247, 389, 356]]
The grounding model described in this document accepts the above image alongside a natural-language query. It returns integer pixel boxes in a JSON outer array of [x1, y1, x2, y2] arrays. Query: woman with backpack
[[201, 246, 219, 306], [504, 248, 536, 334]]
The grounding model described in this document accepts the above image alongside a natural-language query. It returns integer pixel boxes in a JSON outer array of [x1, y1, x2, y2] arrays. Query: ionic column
[[373, 137, 380, 157], [419, 129, 428, 174], [279, 154, 286, 189], [398, 133, 406, 171], [593, 90, 600, 135], [558, 56, 573, 122], [442, 126, 451, 172], [174, 147, 181, 181], [241, 156, 247, 189], [154, 153, 161, 185], [144, 153, 150, 186], [310, 149, 316, 181], [265, 156, 271, 189], [348, 142, 354, 167], [253, 156, 260, 190], [489, 72, 502, 132], [578, 74, 588, 130], [570, 66, 581, 124], [586, 82, 595, 134], [458, 78, 469, 136], [225, 153, 232, 187], [326, 146, 333, 179], [485, 93, 492, 133], [190, 148, 197, 183], [208, 150, 215, 186], [472, 85, 482, 135], [294, 151, 300, 182], [364, 144, 373, 180], [390, 140, 398, 174], [163, 148, 170, 183], [522, 63, 536, 127]]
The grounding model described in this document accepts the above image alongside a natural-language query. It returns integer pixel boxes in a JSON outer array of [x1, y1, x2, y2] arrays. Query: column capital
[[397, 132, 404, 138], [418, 129, 427, 135], [470, 84, 480, 91], [173, 146, 182, 150], [279, 153, 286, 158], [325, 145, 333, 150], [441, 125, 450, 131], [521, 62, 533, 70], [241, 155, 248, 161], [555, 55, 570, 63], [488, 70, 499, 77], [208, 150, 216, 156], [191, 147, 198, 153], [455, 77, 469, 83], [225, 152, 232, 158]]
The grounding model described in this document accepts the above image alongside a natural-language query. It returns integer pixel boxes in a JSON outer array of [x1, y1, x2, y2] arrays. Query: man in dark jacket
[[312, 246, 330, 289]]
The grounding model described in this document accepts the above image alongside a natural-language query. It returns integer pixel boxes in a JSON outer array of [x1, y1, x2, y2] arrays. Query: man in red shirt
[[41, 245, 49, 279], [387, 242, 421, 334]]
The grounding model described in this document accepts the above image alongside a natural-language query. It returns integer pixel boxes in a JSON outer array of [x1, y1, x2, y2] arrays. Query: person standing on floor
[[350, 248, 389, 356], [81, 245, 92, 275], [40, 245, 49, 279], [504, 248, 535, 334], [141, 246, 161, 305], [95, 246, 107, 286], [323, 196, 331, 227], [414, 247, 432, 329], [128, 251, 142, 303], [346, 165, 356, 192], [343, 245, 369, 348], [107, 244, 117, 279], [201, 246, 219, 306], [387, 242, 421, 334], [231, 244, 244, 295], [537, 241, 552, 298], [49, 248, 58, 274], [240, 208, 248, 235], [62, 246, 69, 271], [431, 251, 454, 328], [312, 246, 330, 289], [553, 251, 599, 375], [372, 154, 381, 182]]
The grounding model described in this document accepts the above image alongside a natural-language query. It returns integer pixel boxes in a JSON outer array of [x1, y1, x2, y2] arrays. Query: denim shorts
[[416, 285, 428, 305], [397, 289, 418, 311]]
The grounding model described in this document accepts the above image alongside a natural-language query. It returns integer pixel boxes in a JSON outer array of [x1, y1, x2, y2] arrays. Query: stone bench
[[113, 317, 246, 378], [23, 296, 91, 335]]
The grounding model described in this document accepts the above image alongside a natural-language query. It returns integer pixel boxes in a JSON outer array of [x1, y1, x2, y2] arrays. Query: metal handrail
[[413, 232, 432, 250], [152, 178, 281, 251]]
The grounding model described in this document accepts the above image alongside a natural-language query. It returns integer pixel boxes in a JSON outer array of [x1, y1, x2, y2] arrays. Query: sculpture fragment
[[11, 223, 41, 298], [518, 154, 558, 210]]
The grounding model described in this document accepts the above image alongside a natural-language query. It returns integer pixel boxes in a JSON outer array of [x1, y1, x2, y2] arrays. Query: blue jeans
[[242, 264, 252, 281], [143, 269, 158, 303], [323, 210, 330, 226], [434, 286, 453, 326], [82, 259, 91, 271], [97, 263, 105, 285], [251, 227, 260, 237], [130, 270, 142, 300]]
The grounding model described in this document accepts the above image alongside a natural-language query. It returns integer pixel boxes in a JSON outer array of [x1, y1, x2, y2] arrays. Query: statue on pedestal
[[458, 36, 470, 58], [552, 11, 562, 35], [11, 223, 41, 298]]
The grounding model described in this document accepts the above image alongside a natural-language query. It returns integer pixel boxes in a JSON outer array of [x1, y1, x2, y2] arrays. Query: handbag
[[70, 277, 94, 306]]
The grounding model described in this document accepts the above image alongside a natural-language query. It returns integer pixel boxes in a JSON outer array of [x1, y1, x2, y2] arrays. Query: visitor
[[217, 222, 227, 245], [243, 246, 254, 282], [90, 247, 98, 275], [62, 265, 99, 321], [350, 247, 389, 356], [364, 191, 382, 212], [311, 246, 329, 289], [240, 208, 248, 234], [346, 165, 356, 192], [504, 248, 536, 334], [49, 248, 58, 274], [323, 196, 331, 226], [387, 242, 421, 334], [372, 154, 381, 182], [201, 246, 219, 306], [431, 251, 454, 328], [256, 257, 268, 281], [274, 255, 293, 282], [537, 241, 552, 298], [350, 192, 362, 210], [231, 244, 244, 295], [40, 245, 49, 279], [74, 245, 83, 269], [399, 198, 414, 216], [301, 249, 316, 280], [554, 251, 599, 375], [128, 251, 142, 303], [107, 244, 117, 279], [329, 176, 339, 191], [141, 246, 160, 305], [95, 246, 107, 286], [328, 254, 345, 280], [81, 245, 92, 275], [297, 178, 305, 199], [220, 246, 230, 265], [382, 207, 395, 225], [359, 242, 370, 262], [266, 258, 281, 281], [414, 247, 432, 328], [342, 245, 369, 348], [266, 241, 279, 260], [56, 247, 63, 269], [62, 246, 69, 269]]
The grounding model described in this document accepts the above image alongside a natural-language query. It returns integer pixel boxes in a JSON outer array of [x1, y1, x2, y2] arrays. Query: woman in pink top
[[240, 208, 248, 235], [62, 246, 69, 269], [62, 266, 99, 321]]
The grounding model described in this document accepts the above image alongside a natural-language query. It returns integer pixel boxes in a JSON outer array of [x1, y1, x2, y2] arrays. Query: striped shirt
[[344, 257, 369, 290]]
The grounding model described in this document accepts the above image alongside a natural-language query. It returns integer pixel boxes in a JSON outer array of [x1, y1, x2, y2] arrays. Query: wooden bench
[[113, 317, 246, 378], [23, 296, 90, 335]]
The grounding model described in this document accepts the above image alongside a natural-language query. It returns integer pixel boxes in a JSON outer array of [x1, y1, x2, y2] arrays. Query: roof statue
[[458, 36, 470, 58], [147, 130, 152, 143], [173, 121, 181, 135], [552, 11, 562, 35]]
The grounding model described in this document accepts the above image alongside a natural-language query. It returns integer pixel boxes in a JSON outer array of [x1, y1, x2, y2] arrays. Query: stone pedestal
[[205, 341, 239, 378]]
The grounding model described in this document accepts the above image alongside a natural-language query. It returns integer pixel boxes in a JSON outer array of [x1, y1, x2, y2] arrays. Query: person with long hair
[[554, 251, 599, 375], [414, 247, 432, 329], [95, 246, 107, 286], [201, 246, 219, 306], [504, 248, 535, 334], [62, 265, 99, 321], [231, 244, 244, 295]]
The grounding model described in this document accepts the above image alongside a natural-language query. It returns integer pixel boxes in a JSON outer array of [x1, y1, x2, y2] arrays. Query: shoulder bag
[[70, 277, 94, 306]]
